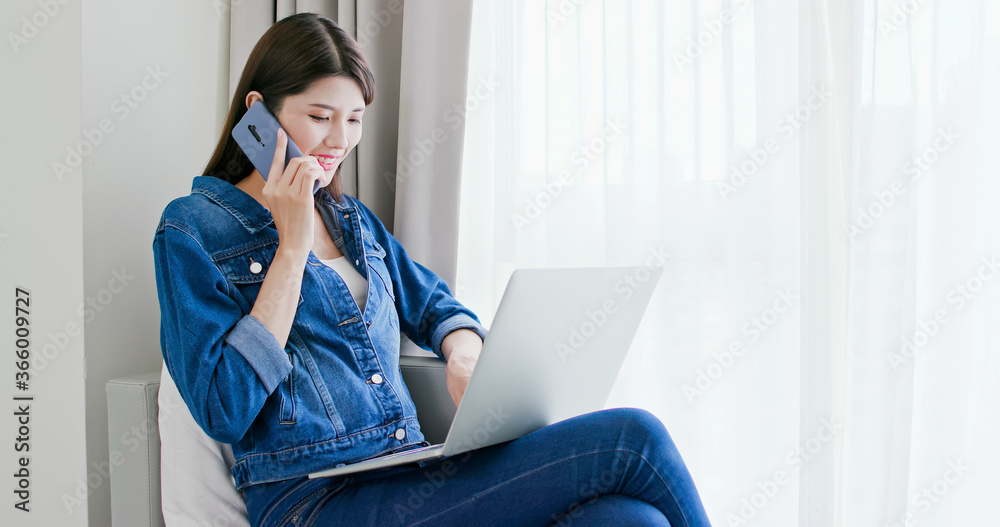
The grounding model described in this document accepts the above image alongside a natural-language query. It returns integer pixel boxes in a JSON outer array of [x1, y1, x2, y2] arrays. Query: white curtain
[[457, 0, 1000, 525]]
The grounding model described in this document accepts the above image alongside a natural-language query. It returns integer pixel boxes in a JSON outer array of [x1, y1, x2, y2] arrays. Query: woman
[[154, 12, 711, 527]]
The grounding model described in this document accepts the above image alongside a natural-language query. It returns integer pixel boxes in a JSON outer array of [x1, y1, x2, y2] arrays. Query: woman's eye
[[349, 119, 361, 124], [310, 115, 329, 122]]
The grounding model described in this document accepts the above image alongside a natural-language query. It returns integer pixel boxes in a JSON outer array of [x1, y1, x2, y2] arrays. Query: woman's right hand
[[261, 128, 323, 258], [247, 128, 322, 348]]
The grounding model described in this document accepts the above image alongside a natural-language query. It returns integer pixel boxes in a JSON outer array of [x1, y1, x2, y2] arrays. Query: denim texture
[[153, 176, 488, 490], [241, 408, 713, 527]]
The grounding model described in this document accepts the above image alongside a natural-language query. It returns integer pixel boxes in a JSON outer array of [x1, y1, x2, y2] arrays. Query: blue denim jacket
[[153, 175, 488, 490]]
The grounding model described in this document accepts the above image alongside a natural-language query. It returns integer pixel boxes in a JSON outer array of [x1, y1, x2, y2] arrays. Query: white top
[[319, 255, 369, 312]]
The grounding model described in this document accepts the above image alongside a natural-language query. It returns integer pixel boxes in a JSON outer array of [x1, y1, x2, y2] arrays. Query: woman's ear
[[245, 91, 264, 110]]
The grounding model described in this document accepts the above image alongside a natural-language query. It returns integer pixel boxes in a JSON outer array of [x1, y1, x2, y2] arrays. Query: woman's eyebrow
[[309, 103, 364, 112]]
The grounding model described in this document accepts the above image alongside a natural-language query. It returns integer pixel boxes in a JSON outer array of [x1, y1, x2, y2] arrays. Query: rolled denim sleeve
[[430, 314, 489, 355], [153, 218, 291, 444], [226, 314, 292, 393], [352, 198, 488, 361]]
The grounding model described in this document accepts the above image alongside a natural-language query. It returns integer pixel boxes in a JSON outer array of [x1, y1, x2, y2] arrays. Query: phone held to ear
[[232, 100, 322, 194]]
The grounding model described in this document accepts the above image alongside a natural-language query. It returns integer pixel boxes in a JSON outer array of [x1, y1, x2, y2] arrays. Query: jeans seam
[[302, 476, 352, 527], [276, 487, 327, 527], [258, 478, 315, 527], [407, 447, 689, 527]]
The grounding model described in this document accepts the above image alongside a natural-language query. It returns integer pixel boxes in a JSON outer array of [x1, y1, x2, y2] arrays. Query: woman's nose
[[324, 123, 348, 150]]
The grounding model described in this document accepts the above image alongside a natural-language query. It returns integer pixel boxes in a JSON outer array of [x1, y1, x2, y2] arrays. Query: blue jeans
[[242, 408, 711, 527]]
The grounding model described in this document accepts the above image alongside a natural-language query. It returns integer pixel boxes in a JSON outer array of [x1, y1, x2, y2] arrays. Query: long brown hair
[[202, 13, 375, 203]]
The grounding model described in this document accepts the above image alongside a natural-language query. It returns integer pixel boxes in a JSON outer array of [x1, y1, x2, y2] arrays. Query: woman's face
[[246, 76, 365, 187]]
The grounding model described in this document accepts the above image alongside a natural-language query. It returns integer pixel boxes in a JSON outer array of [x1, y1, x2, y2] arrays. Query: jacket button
[[394, 428, 406, 440], [249, 259, 263, 274], [370, 373, 383, 384]]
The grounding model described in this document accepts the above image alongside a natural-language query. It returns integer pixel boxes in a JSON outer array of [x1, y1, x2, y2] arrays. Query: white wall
[[1, 1, 87, 525], [79, 1, 230, 526], [2, 1, 229, 525]]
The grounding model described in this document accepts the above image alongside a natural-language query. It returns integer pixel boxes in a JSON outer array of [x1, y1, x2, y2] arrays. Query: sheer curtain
[[457, 0, 1000, 525]]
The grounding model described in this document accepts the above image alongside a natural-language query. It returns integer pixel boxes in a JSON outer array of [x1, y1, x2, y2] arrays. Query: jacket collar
[[191, 175, 356, 235]]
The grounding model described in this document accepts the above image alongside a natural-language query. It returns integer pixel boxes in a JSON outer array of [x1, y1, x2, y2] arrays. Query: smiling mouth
[[311, 154, 342, 170]]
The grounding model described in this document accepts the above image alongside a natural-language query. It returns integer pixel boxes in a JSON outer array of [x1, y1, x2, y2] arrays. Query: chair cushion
[[159, 366, 250, 527]]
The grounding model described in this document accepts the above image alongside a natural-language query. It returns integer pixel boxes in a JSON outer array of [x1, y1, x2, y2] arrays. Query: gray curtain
[[228, 0, 367, 203], [391, 1, 473, 291], [227, 0, 475, 356]]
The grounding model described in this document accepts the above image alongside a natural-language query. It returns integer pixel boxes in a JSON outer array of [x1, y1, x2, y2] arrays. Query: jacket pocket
[[212, 238, 280, 309], [287, 333, 348, 437], [214, 239, 279, 283]]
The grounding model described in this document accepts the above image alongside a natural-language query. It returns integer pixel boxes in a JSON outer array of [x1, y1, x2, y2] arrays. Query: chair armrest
[[107, 373, 164, 527]]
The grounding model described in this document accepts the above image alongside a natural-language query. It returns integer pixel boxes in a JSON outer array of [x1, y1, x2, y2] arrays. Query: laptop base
[[309, 444, 445, 478]]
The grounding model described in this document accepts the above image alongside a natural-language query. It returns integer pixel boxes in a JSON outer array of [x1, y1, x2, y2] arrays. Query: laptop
[[308, 266, 663, 479]]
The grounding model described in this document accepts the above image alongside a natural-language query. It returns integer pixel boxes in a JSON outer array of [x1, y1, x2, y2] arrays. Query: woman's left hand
[[441, 329, 484, 407]]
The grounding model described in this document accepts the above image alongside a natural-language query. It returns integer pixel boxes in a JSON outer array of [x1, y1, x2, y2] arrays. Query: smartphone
[[231, 100, 322, 194]]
